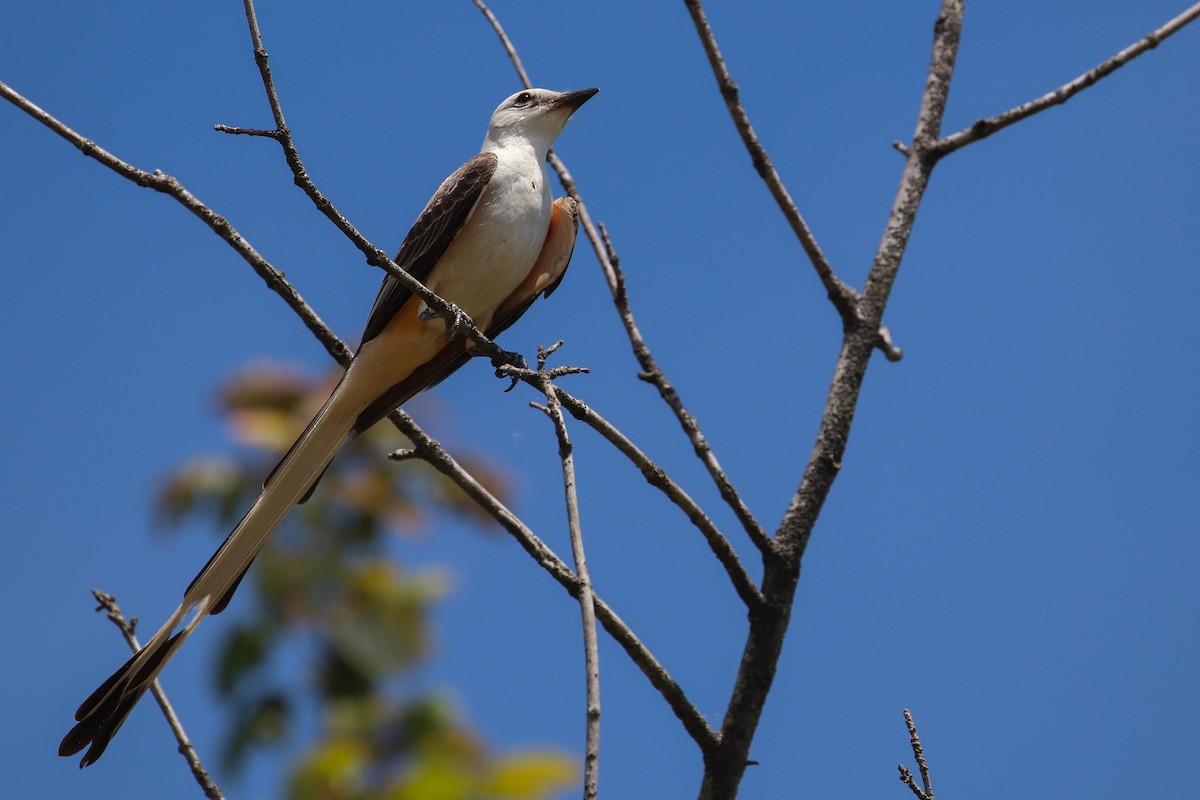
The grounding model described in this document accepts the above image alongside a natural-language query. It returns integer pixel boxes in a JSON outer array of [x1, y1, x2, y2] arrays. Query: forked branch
[[935, 2, 1200, 157]]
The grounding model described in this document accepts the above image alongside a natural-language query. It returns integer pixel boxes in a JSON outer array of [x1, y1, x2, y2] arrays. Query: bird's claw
[[490, 348, 529, 392], [418, 302, 464, 339]]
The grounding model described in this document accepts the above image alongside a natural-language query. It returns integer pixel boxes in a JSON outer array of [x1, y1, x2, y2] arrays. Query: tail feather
[[62, 377, 364, 766], [60, 630, 187, 767]]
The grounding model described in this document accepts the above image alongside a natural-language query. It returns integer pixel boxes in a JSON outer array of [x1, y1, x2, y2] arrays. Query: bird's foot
[[418, 302, 465, 339], [486, 347, 529, 393]]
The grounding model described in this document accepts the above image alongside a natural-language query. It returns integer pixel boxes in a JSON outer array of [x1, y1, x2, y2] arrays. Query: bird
[[59, 86, 598, 767]]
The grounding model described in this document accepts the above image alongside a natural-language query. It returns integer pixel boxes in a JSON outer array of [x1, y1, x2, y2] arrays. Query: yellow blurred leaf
[[289, 737, 371, 800], [389, 757, 474, 800], [481, 751, 579, 799]]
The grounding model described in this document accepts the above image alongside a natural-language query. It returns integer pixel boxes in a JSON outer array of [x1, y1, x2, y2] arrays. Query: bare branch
[[699, 3, 966, 797], [531, 350, 602, 800], [555, 389, 764, 609], [212, 123, 278, 138], [681, 1, 905, 363], [469, 0, 534, 88], [778, 0, 964, 587], [936, 2, 1200, 157], [591, 220, 774, 555], [680, 0, 856, 317], [499, 338, 763, 609], [90, 591, 224, 800], [900, 709, 935, 800], [898, 765, 929, 800], [685, 3, 913, 362], [386, 408, 720, 755], [897, 709, 935, 800], [0, 78, 351, 367]]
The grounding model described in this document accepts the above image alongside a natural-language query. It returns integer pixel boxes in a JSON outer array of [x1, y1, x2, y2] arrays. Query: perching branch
[[90, 591, 224, 800], [470, 0, 774, 556], [935, 2, 1200, 157]]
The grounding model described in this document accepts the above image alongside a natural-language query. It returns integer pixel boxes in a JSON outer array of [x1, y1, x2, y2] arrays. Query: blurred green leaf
[[221, 692, 289, 773], [214, 621, 274, 695]]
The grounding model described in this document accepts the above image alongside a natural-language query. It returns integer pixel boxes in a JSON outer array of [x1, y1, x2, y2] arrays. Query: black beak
[[553, 87, 599, 113]]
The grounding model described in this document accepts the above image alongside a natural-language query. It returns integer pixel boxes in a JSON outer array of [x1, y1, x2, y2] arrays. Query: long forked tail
[[60, 376, 363, 767]]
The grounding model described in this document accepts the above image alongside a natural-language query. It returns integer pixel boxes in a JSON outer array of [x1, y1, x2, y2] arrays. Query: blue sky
[[2, 2, 1198, 798]]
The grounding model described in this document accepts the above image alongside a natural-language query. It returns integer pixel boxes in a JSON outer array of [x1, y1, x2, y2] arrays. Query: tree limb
[[680, 0, 854, 317], [696, 3, 965, 797]]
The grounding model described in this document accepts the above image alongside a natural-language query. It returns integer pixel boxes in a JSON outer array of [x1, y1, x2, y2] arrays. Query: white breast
[[426, 145, 553, 331]]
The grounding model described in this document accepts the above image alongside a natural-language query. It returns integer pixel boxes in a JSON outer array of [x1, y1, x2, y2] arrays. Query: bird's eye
[[514, 92, 533, 107]]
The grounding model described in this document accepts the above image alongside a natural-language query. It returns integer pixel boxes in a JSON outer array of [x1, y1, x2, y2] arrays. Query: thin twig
[[935, 2, 1200, 157], [90, 591, 224, 800], [899, 709, 934, 800], [530, 344, 602, 800], [470, 0, 773, 556], [555, 388, 764, 609], [227, 0, 512, 365], [501, 349, 763, 610], [681, 0, 904, 364], [469, 0, 533, 87], [898, 765, 928, 800], [569, 170, 776, 557], [386, 407, 719, 755], [680, 0, 856, 318]]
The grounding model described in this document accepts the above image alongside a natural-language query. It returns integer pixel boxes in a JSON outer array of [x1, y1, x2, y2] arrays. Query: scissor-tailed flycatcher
[[60, 86, 597, 767]]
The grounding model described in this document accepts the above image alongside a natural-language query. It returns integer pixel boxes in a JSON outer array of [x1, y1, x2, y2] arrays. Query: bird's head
[[483, 87, 598, 155]]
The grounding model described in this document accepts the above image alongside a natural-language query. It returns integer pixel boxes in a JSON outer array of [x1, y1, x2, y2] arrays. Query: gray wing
[[359, 152, 498, 347]]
